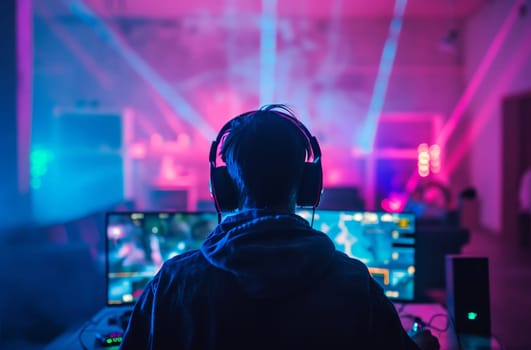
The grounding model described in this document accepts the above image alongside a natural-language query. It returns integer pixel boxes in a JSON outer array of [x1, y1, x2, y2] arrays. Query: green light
[[30, 178, 42, 190], [30, 148, 55, 184], [106, 338, 113, 344], [31, 148, 54, 162], [468, 311, 478, 320]]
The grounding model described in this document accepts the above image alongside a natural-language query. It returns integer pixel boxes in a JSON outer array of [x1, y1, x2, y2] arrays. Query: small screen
[[297, 210, 416, 301], [106, 212, 218, 305]]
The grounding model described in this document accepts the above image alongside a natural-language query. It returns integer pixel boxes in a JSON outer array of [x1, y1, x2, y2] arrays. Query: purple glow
[[436, 0, 522, 149], [381, 194, 407, 213], [68, 0, 217, 140], [31, 0, 507, 218], [445, 24, 531, 174]]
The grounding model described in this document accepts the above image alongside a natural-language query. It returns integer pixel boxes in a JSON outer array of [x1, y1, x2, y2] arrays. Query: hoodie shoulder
[[333, 251, 372, 275], [162, 249, 209, 273], [325, 252, 374, 294]]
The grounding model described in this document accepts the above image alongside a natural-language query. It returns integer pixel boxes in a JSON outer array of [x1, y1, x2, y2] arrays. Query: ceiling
[[79, 0, 490, 19]]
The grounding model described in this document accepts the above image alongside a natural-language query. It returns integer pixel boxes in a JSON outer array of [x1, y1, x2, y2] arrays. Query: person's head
[[210, 104, 321, 213]]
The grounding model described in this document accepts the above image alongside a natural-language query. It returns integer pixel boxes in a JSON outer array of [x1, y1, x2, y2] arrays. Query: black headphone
[[209, 108, 323, 215]]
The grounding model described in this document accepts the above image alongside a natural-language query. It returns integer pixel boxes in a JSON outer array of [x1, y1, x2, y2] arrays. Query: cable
[[400, 312, 454, 345], [445, 312, 463, 350], [78, 319, 95, 350], [77, 308, 119, 350], [427, 313, 450, 332], [400, 309, 504, 349]]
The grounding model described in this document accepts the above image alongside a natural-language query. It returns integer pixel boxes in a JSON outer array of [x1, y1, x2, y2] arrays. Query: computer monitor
[[106, 212, 218, 305], [296, 210, 416, 301]]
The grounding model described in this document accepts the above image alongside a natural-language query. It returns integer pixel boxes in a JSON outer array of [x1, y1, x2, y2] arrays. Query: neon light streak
[[358, 0, 408, 152], [445, 27, 531, 174], [259, 0, 278, 105], [36, 4, 171, 138], [436, 1, 522, 148], [36, 2, 111, 88], [67, 0, 217, 140], [407, 1, 523, 191]]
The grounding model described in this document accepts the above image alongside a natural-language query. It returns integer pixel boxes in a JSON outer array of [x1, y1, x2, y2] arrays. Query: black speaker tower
[[445, 255, 491, 336]]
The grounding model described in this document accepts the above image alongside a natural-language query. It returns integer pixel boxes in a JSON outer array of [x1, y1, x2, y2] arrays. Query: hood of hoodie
[[200, 209, 336, 299]]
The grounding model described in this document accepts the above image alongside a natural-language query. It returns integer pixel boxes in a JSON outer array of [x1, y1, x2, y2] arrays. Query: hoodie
[[121, 209, 419, 350]]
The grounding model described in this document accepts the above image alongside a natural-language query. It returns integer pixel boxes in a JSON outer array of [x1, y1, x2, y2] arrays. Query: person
[[120, 104, 439, 349]]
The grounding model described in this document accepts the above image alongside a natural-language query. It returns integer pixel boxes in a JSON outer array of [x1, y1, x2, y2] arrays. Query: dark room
[[1, 0, 530, 349]]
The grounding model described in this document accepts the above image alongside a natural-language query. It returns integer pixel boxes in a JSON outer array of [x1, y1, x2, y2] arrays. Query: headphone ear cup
[[211, 166, 239, 212], [297, 162, 323, 207]]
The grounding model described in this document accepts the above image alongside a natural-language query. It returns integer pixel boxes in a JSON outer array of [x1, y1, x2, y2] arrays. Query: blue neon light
[[358, 0, 408, 152], [260, 0, 278, 105], [67, 0, 217, 140]]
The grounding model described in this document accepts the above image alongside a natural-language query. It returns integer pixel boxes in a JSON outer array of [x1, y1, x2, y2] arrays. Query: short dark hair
[[220, 104, 311, 209]]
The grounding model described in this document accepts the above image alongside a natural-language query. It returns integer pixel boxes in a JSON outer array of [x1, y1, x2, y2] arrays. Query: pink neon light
[[418, 168, 430, 177], [130, 143, 147, 159], [162, 168, 176, 181], [445, 24, 531, 174], [150, 133, 164, 147], [436, 1, 521, 148], [417, 143, 429, 151], [417, 143, 430, 177], [418, 153, 430, 163], [429, 144, 441, 173], [429, 144, 441, 156], [381, 194, 407, 213], [326, 169, 343, 186], [407, 2, 521, 190]]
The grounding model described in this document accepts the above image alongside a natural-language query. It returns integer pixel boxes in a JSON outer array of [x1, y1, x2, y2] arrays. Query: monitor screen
[[297, 210, 416, 301], [106, 212, 218, 305]]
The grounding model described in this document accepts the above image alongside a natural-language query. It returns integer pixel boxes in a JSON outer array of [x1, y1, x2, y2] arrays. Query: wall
[[0, 0, 32, 230], [464, 0, 531, 233], [33, 1, 467, 220]]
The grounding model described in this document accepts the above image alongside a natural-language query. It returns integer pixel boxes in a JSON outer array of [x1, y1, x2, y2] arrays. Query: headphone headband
[[209, 106, 323, 217]]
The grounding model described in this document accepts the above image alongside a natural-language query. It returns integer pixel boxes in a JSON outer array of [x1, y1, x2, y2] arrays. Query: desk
[[397, 303, 457, 350], [396, 303, 502, 350], [45, 306, 130, 350], [46, 304, 500, 350]]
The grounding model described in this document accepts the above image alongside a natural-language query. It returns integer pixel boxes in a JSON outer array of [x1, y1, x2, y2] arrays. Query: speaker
[[445, 255, 491, 336]]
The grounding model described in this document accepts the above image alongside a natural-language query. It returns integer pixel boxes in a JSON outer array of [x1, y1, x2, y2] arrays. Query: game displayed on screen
[[106, 212, 218, 305], [297, 210, 416, 301]]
